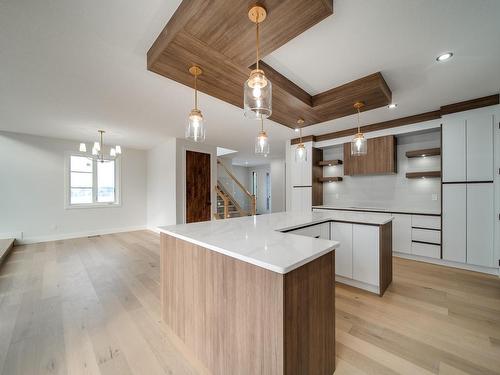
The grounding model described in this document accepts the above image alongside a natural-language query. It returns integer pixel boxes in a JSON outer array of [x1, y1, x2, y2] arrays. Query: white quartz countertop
[[313, 205, 441, 216], [158, 211, 392, 274]]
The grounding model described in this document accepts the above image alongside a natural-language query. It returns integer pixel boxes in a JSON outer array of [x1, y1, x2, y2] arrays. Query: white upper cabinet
[[442, 109, 495, 182], [467, 183, 495, 267], [290, 142, 312, 187], [466, 113, 494, 181], [442, 184, 467, 263], [442, 117, 466, 182]]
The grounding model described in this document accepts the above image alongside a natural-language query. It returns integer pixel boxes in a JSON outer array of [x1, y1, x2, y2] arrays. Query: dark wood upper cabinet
[[344, 135, 397, 175]]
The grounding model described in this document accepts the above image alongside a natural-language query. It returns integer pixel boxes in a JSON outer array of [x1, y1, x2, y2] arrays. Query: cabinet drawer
[[412, 228, 441, 244], [411, 242, 441, 259], [411, 215, 441, 230]]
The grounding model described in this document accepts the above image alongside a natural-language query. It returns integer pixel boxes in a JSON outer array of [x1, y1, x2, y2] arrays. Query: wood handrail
[[217, 159, 253, 199], [217, 159, 257, 216], [215, 185, 230, 219]]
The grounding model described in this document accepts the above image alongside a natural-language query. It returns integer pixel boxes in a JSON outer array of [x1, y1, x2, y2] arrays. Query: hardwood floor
[[0, 231, 499, 374]]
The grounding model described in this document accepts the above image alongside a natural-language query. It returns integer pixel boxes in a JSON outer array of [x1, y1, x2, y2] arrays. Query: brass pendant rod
[[357, 107, 361, 133], [260, 118, 264, 132], [256, 19, 260, 70], [194, 73, 198, 110]]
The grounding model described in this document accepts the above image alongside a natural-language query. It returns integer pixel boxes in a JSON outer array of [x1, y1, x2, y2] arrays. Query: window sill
[[65, 203, 121, 210]]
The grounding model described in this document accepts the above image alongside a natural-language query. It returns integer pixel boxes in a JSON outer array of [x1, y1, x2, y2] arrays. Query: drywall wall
[[322, 131, 441, 211], [147, 138, 177, 230], [0, 131, 147, 243]]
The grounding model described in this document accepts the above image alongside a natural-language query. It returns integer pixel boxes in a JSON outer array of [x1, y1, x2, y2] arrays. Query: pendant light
[[186, 65, 205, 142], [351, 101, 367, 156], [244, 4, 272, 120], [255, 118, 270, 155], [295, 119, 307, 162]]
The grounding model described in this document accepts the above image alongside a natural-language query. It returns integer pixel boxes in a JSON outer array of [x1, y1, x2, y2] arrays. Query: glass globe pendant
[[185, 65, 206, 142], [351, 101, 367, 156], [255, 118, 270, 155], [295, 119, 307, 162], [244, 4, 272, 120]]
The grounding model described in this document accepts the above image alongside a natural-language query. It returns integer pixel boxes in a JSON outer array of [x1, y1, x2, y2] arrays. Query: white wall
[[322, 131, 441, 211], [175, 139, 217, 223], [146, 138, 177, 230], [0, 131, 147, 243]]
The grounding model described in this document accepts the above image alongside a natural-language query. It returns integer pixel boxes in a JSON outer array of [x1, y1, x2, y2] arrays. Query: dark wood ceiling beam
[[147, 0, 394, 129], [291, 94, 499, 144]]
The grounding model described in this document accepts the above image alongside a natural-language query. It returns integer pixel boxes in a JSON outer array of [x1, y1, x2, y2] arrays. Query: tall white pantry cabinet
[[441, 106, 499, 270]]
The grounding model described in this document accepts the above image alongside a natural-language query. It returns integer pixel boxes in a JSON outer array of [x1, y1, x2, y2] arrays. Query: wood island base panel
[[160, 233, 336, 375]]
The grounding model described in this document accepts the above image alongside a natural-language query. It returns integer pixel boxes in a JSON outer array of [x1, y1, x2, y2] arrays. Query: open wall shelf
[[405, 171, 441, 179], [318, 176, 343, 183], [319, 159, 342, 166], [406, 148, 441, 158]]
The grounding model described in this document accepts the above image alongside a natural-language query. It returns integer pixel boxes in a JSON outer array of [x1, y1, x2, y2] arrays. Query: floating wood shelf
[[406, 148, 441, 158], [318, 176, 343, 182], [406, 171, 441, 179], [319, 159, 343, 166]]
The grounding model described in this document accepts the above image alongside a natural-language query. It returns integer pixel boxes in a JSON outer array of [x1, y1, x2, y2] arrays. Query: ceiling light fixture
[[186, 65, 205, 142], [79, 130, 122, 163], [388, 103, 397, 109], [294, 128, 300, 132], [436, 52, 453, 62], [255, 118, 270, 155], [295, 119, 307, 162], [244, 4, 272, 120], [351, 101, 367, 156]]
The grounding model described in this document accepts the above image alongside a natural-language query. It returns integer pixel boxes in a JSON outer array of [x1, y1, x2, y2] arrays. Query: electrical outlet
[[431, 194, 438, 201]]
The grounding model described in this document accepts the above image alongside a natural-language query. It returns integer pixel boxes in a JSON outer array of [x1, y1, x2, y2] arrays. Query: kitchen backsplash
[[322, 130, 441, 212]]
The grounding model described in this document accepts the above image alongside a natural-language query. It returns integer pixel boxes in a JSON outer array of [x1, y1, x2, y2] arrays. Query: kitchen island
[[158, 211, 392, 375]]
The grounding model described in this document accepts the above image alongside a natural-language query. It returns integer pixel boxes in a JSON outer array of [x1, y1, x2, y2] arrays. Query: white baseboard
[[16, 225, 148, 245], [335, 275, 380, 295], [394, 252, 500, 276], [147, 226, 162, 234]]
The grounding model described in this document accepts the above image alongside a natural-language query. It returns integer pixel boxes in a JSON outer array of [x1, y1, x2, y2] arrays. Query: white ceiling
[[1, 0, 499, 166]]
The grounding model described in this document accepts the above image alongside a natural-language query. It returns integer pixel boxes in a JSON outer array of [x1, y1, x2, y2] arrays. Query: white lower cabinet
[[392, 214, 412, 254], [290, 187, 312, 211], [467, 183, 494, 267], [330, 222, 353, 278], [352, 225, 379, 287], [443, 184, 467, 263], [289, 222, 329, 240]]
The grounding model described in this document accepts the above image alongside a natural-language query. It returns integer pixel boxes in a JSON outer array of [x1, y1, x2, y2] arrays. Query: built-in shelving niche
[[318, 176, 343, 183], [405, 171, 441, 179], [318, 159, 343, 166], [405, 148, 441, 158]]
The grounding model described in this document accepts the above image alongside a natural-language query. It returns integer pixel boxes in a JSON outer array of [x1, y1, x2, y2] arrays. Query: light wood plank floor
[[0, 231, 499, 375]]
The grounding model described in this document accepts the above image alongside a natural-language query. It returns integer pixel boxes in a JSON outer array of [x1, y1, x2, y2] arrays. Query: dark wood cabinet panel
[[344, 135, 397, 175], [312, 147, 323, 205]]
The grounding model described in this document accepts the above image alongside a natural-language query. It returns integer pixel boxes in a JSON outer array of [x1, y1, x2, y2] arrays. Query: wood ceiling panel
[[147, 0, 393, 129]]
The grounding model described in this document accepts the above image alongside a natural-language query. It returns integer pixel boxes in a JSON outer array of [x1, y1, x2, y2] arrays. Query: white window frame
[[64, 152, 121, 209]]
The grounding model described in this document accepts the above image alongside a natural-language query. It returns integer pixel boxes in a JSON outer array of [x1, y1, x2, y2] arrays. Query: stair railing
[[217, 159, 257, 216], [215, 185, 230, 219]]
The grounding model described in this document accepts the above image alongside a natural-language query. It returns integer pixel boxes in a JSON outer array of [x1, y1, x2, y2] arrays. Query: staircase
[[215, 159, 256, 219]]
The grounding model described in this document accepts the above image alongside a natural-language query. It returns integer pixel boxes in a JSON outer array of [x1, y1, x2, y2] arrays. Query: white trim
[[335, 275, 380, 295], [394, 252, 499, 276], [15, 225, 148, 245]]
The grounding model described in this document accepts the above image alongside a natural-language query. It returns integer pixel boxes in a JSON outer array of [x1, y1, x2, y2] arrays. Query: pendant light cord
[[194, 73, 198, 110], [260, 118, 264, 132], [256, 16, 260, 70], [357, 107, 361, 133]]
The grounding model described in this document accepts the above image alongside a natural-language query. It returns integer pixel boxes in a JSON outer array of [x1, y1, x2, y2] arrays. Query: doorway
[[186, 150, 211, 223]]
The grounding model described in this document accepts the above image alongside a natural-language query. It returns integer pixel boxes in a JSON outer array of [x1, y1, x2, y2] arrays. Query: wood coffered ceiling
[[147, 0, 392, 129]]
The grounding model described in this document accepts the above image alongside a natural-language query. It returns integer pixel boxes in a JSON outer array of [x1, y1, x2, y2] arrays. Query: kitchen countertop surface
[[158, 210, 393, 274], [313, 205, 441, 216]]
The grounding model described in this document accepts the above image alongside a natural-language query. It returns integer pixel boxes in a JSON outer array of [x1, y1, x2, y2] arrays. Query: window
[[68, 155, 119, 207]]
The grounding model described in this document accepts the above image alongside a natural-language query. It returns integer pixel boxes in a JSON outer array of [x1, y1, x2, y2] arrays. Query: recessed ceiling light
[[436, 52, 453, 62], [294, 128, 300, 132], [388, 103, 397, 109]]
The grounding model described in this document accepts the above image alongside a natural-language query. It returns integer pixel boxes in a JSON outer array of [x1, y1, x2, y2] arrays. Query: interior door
[[186, 150, 211, 223]]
